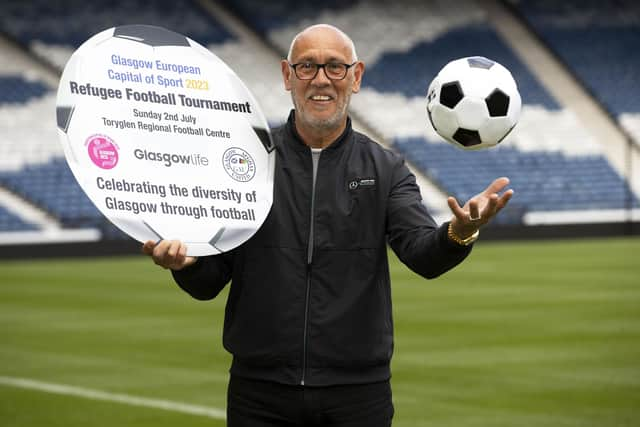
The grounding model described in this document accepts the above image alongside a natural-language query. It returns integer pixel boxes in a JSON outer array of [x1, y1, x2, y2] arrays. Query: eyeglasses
[[289, 61, 357, 80]]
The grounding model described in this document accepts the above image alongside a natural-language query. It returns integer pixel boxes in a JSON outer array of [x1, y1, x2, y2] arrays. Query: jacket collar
[[285, 109, 353, 153]]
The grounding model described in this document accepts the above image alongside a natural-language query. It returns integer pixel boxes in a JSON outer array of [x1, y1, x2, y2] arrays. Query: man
[[144, 24, 512, 426]]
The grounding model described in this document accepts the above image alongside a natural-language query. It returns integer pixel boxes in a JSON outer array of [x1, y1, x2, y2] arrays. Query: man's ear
[[351, 61, 365, 93], [281, 60, 293, 91]]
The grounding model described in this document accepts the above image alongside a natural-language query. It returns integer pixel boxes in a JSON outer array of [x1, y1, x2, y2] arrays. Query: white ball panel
[[437, 58, 470, 82], [507, 88, 522, 123], [460, 69, 495, 98], [454, 97, 488, 130], [429, 103, 459, 139], [478, 116, 514, 144]]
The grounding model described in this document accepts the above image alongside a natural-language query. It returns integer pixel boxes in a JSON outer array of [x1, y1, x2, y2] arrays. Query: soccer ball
[[426, 56, 521, 150]]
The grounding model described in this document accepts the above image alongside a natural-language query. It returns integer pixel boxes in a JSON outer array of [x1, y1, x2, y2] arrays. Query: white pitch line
[[0, 376, 226, 420]]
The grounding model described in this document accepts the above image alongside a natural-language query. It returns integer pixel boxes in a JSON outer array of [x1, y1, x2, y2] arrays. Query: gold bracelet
[[448, 222, 479, 246]]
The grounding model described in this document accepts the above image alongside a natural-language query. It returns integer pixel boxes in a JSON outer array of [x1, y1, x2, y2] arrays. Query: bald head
[[287, 24, 358, 63]]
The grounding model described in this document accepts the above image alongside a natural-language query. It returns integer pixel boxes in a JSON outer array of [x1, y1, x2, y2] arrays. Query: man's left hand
[[447, 177, 514, 239]]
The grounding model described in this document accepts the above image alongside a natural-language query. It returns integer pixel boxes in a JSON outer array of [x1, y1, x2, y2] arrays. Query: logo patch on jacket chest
[[348, 178, 376, 190]]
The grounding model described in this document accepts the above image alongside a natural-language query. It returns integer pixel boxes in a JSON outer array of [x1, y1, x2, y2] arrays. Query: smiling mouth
[[310, 95, 332, 101]]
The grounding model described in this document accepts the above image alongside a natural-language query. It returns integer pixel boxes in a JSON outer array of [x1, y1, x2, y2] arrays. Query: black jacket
[[172, 111, 472, 386]]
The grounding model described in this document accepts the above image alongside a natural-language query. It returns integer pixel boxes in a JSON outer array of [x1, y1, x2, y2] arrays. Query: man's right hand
[[142, 240, 198, 271]]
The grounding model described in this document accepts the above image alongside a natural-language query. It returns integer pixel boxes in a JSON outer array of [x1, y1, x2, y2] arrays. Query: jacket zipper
[[301, 264, 311, 385], [301, 149, 319, 386]]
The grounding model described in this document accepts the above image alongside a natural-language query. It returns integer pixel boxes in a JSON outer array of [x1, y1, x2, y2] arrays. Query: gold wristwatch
[[447, 222, 479, 246]]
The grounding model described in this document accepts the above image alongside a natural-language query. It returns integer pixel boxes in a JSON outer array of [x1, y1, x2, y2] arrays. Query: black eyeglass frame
[[288, 61, 358, 80]]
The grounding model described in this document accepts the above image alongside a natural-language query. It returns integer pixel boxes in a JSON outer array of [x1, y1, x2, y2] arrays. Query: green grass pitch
[[1, 237, 639, 426]]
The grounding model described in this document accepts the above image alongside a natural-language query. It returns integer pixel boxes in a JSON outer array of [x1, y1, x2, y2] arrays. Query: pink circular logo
[[86, 135, 118, 169]]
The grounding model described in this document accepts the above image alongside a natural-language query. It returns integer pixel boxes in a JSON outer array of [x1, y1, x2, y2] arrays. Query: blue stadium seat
[[362, 24, 560, 110], [0, 206, 40, 232], [0, 0, 235, 49], [218, 0, 358, 35], [0, 158, 128, 238], [0, 76, 49, 104], [513, 0, 640, 116], [394, 137, 639, 221]]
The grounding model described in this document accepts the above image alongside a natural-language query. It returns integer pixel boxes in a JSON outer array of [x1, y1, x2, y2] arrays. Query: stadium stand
[[218, 0, 357, 36], [0, 76, 59, 171], [0, 75, 51, 232], [0, 158, 101, 229], [0, 205, 39, 231], [219, 0, 640, 223], [0, 75, 49, 105], [509, 0, 640, 144], [0, 0, 239, 238], [361, 21, 638, 218], [0, 0, 637, 241], [0, 0, 299, 239], [0, 0, 235, 69]]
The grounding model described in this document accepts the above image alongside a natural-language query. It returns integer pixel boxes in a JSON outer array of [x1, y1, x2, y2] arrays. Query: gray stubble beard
[[290, 88, 352, 133]]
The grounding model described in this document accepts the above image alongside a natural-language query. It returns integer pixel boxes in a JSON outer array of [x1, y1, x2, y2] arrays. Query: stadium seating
[[0, 75, 50, 232], [361, 24, 559, 109], [0, 206, 39, 231], [395, 138, 638, 222], [0, 158, 99, 227], [0, 0, 235, 69], [0, 76, 121, 234], [217, 0, 639, 223], [0, 0, 237, 237], [219, 0, 357, 35], [0, 76, 49, 105], [512, 0, 640, 143], [358, 20, 638, 220], [0, 0, 637, 235]]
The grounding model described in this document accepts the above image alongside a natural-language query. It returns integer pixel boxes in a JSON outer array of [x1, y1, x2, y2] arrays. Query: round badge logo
[[86, 134, 119, 169], [223, 147, 256, 182]]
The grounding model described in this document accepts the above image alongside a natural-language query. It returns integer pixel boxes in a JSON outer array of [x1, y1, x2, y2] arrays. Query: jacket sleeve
[[171, 251, 234, 300], [386, 157, 472, 279]]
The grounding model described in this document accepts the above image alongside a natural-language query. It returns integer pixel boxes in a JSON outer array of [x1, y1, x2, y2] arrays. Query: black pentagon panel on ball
[[114, 25, 190, 47], [467, 56, 495, 69], [453, 128, 482, 147], [485, 88, 510, 117], [440, 81, 464, 109]]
